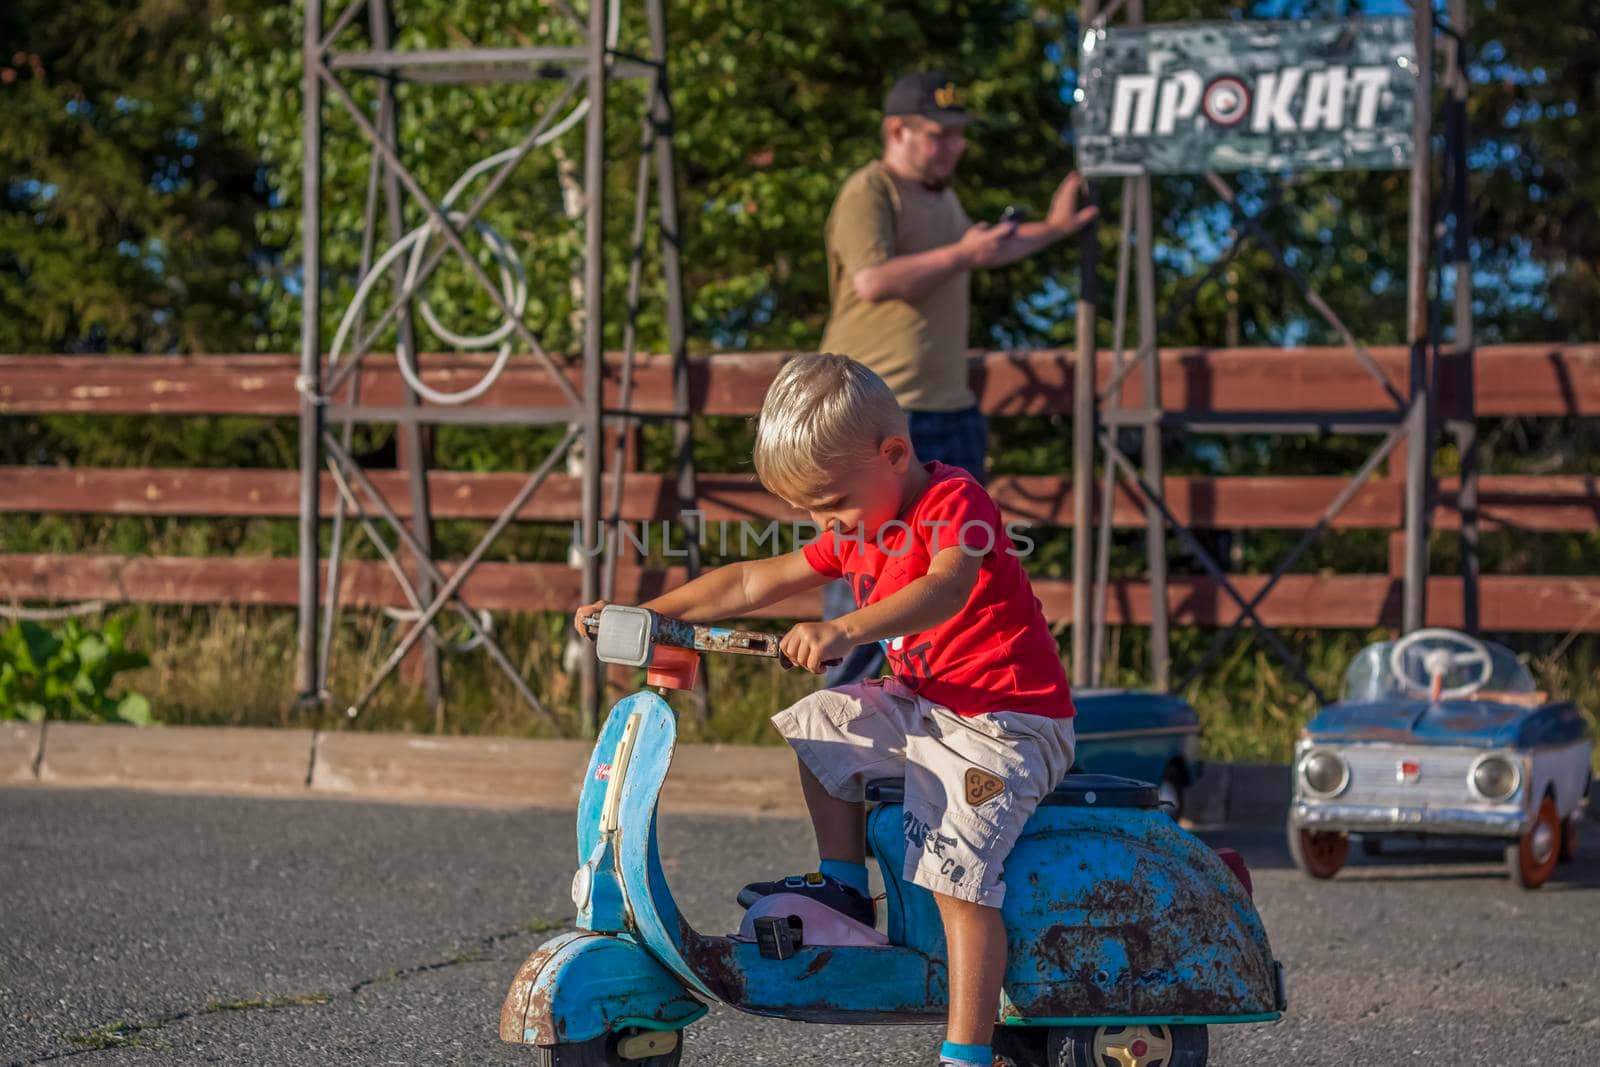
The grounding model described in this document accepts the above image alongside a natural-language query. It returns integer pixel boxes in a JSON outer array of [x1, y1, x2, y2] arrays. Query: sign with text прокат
[[1073, 18, 1417, 176]]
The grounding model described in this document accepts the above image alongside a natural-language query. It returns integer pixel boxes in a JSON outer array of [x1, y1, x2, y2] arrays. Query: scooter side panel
[[500, 930, 707, 1046], [610, 694, 723, 1000], [609, 698, 951, 1020], [576, 694, 653, 864], [673, 937, 948, 1023], [869, 802, 1280, 1019]]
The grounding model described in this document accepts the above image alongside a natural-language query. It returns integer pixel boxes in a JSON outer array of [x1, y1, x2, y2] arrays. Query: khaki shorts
[[771, 678, 1075, 908]]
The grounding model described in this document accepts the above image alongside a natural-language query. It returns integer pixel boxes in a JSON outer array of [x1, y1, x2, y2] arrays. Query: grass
[[68, 1020, 162, 1050], [85, 604, 1600, 770], [205, 993, 332, 1011], [66, 992, 334, 1051]]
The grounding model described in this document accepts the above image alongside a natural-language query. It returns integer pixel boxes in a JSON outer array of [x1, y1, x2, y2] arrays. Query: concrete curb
[[37, 722, 315, 796], [3, 721, 814, 817], [1, 721, 1306, 825], [1, 722, 42, 782]]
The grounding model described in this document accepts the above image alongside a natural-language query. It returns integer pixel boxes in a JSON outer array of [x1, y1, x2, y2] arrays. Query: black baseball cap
[[883, 70, 974, 128]]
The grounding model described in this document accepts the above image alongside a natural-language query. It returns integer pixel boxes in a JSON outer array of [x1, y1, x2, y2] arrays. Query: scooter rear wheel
[[532, 1029, 683, 1067], [1050, 1024, 1208, 1066]]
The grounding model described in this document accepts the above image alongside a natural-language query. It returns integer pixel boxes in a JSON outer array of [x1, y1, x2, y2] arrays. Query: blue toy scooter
[[501, 607, 1286, 1066]]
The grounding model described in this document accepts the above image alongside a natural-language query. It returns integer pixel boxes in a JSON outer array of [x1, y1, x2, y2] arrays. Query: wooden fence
[[4, 345, 1600, 633]]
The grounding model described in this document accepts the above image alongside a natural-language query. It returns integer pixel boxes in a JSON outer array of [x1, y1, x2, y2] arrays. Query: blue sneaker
[[736, 872, 876, 927]]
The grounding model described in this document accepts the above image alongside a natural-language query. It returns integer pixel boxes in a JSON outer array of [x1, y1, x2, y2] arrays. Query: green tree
[[0, 0, 270, 353], [200, 0, 1087, 359]]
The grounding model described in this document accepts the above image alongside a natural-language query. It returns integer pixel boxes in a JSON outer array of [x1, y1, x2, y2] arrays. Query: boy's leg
[[898, 702, 1075, 1065], [743, 683, 917, 919], [799, 757, 865, 865], [933, 892, 1006, 1052]]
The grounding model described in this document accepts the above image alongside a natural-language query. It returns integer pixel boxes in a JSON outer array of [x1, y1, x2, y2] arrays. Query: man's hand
[[780, 620, 855, 674], [955, 220, 1019, 269], [1045, 172, 1099, 238], [573, 599, 608, 638]]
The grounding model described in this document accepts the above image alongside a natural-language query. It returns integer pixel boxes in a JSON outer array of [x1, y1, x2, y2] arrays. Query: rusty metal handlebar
[[580, 609, 839, 671]]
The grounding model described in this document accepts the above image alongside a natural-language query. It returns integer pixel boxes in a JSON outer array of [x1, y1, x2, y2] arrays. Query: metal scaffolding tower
[[296, 0, 695, 734], [1071, 1, 1476, 701]]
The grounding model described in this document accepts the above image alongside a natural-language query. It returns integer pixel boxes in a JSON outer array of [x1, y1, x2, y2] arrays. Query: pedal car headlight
[[1470, 754, 1520, 801], [1299, 749, 1349, 797]]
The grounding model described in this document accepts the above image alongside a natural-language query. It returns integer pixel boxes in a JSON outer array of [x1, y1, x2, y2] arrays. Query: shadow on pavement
[[1195, 823, 1600, 889]]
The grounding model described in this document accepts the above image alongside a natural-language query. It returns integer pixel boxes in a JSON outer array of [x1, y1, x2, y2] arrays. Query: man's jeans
[[822, 406, 989, 688]]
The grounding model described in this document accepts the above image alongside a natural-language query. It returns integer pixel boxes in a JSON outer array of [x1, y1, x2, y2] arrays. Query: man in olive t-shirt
[[818, 70, 1099, 687]]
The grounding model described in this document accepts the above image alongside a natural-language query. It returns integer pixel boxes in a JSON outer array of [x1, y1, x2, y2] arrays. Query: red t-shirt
[[801, 462, 1074, 719]]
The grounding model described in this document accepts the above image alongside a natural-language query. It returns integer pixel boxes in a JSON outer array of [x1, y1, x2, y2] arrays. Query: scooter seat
[[863, 773, 1159, 808]]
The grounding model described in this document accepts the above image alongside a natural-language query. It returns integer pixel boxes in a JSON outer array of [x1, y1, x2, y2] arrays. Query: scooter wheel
[[1050, 1023, 1208, 1066], [533, 1029, 684, 1067]]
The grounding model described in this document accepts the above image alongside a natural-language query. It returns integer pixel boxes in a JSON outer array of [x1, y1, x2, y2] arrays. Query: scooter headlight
[[571, 864, 593, 910], [1299, 749, 1349, 797], [1470, 754, 1520, 801]]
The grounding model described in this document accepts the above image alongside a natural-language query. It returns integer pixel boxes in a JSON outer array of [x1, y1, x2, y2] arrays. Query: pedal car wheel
[[1287, 818, 1349, 880], [1051, 1023, 1208, 1066], [533, 1029, 683, 1066], [1559, 812, 1579, 863], [1506, 795, 1562, 889]]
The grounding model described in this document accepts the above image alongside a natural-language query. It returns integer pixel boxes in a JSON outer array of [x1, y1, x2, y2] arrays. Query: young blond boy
[[575, 352, 1075, 1067]]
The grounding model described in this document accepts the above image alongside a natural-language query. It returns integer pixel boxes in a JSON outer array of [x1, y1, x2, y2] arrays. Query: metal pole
[[579, 0, 608, 735], [647, 0, 708, 722], [371, 0, 443, 715], [648, 0, 697, 583], [1070, 0, 1101, 690], [1134, 175, 1168, 689], [1447, 0, 1478, 634], [1402, 0, 1435, 634], [297, 0, 325, 704], [1092, 193, 1135, 688], [1128, 0, 1167, 691]]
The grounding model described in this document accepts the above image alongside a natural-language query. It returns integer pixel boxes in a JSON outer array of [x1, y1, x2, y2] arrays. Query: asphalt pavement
[[3, 785, 1598, 1066]]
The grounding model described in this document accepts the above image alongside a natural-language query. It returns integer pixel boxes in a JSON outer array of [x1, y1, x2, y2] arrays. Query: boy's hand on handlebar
[[780, 621, 854, 674], [573, 600, 608, 638]]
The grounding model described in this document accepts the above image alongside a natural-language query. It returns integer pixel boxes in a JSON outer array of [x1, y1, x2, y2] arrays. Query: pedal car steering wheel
[[1388, 628, 1494, 702]]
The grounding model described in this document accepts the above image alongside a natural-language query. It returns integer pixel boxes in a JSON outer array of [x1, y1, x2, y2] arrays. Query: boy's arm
[[574, 551, 828, 634], [780, 547, 980, 672], [642, 551, 825, 621]]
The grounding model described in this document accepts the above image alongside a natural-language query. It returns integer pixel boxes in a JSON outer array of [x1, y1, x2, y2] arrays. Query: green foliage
[[1469, 0, 1600, 341], [0, 616, 153, 724], [0, 0, 270, 353], [198, 0, 1085, 356]]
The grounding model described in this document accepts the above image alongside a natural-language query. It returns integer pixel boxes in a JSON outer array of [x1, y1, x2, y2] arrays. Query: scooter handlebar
[[582, 607, 839, 671]]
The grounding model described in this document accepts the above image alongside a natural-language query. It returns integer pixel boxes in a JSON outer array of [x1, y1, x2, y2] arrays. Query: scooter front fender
[[500, 931, 708, 1046]]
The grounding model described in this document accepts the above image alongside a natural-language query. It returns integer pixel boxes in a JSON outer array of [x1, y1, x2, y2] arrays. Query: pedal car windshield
[[1341, 638, 1536, 702]]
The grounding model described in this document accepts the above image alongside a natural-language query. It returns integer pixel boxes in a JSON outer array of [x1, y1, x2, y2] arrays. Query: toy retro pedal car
[[1288, 628, 1594, 888], [1070, 689, 1203, 821]]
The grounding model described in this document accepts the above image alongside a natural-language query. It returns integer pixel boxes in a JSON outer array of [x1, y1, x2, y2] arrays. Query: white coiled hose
[[326, 0, 621, 405]]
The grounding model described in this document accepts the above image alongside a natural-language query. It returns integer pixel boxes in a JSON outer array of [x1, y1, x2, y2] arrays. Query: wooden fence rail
[[5, 344, 1600, 417], [6, 467, 1600, 532], [3, 554, 1598, 633], [4, 346, 1600, 633]]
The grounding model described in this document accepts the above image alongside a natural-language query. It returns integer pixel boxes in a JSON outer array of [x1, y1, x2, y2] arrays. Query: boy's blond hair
[[753, 352, 908, 497]]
